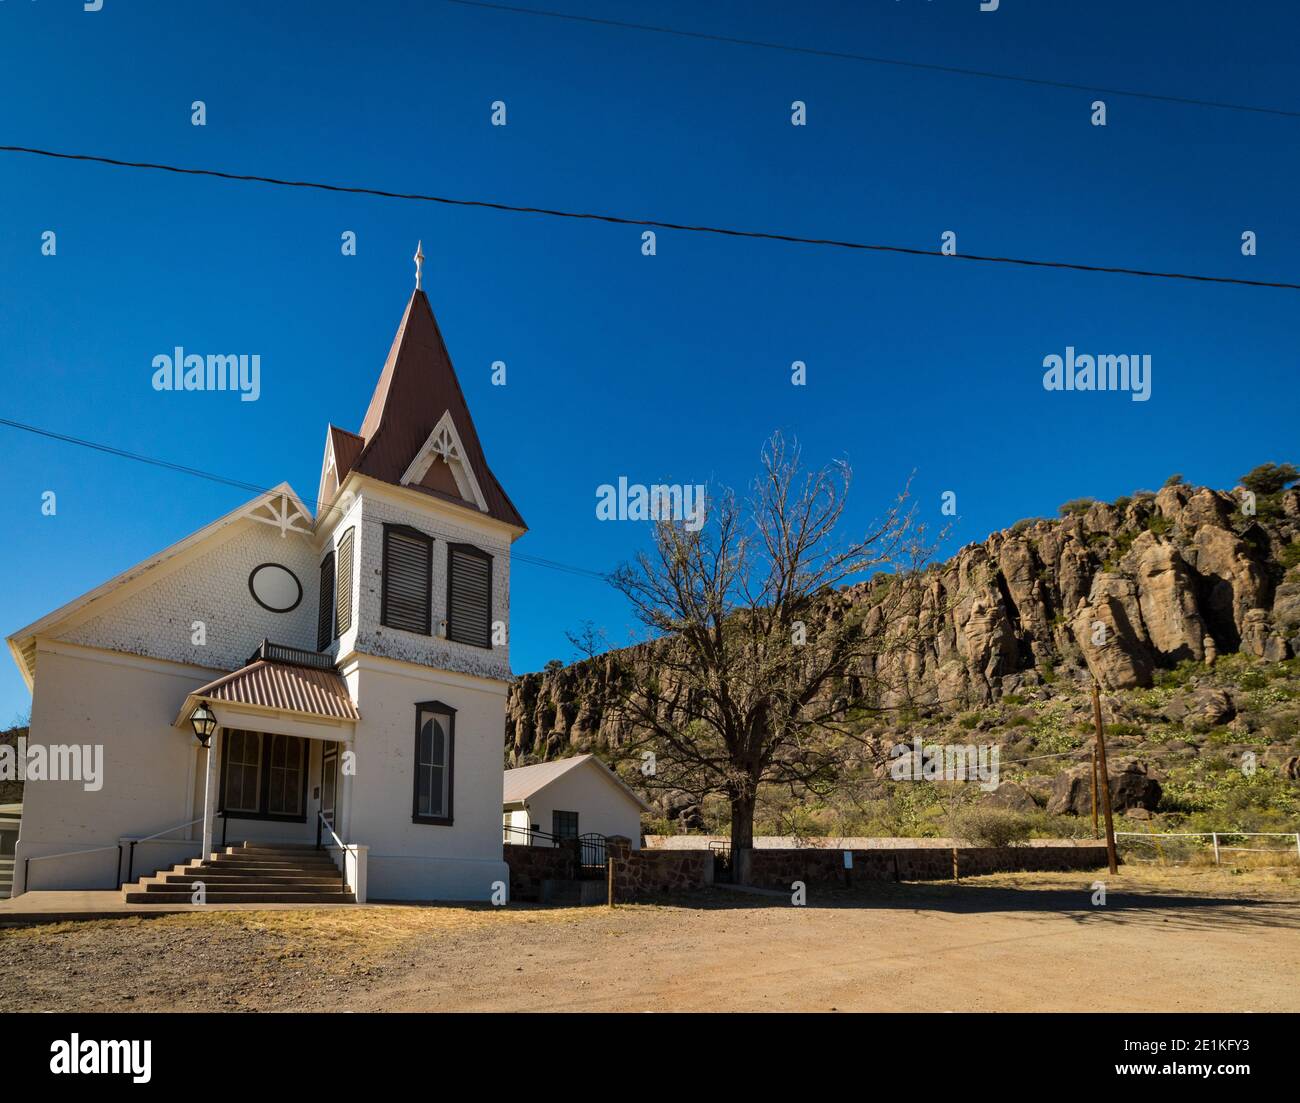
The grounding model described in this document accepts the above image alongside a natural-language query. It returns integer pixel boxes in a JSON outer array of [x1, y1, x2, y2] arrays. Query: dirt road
[[4, 869, 1297, 1012]]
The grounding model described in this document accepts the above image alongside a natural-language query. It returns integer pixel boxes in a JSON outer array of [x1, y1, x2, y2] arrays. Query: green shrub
[[1059, 497, 1096, 517], [1239, 462, 1298, 496], [954, 808, 1034, 848]]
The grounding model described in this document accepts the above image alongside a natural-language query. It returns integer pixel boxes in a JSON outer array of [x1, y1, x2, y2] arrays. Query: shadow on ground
[[615, 877, 1300, 935]]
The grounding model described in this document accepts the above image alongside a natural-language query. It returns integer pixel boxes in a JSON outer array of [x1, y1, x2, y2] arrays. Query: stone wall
[[955, 845, 1110, 876], [503, 842, 575, 900], [515, 838, 1110, 903], [747, 844, 1108, 889], [607, 837, 713, 903]]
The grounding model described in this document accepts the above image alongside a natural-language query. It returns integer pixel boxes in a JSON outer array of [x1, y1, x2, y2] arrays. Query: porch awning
[[174, 659, 359, 729]]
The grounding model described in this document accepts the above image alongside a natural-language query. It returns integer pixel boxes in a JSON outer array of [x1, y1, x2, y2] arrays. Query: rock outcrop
[[1046, 758, 1163, 816], [506, 482, 1300, 764]]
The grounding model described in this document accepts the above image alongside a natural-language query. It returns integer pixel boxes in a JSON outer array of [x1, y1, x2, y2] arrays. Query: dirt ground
[[3, 867, 1298, 1012]]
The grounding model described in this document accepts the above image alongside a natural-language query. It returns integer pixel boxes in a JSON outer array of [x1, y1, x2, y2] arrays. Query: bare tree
[[604, 433, 936, 858]]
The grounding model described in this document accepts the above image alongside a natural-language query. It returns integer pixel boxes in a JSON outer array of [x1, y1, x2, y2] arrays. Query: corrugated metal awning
[[175, 659, 358, 727]]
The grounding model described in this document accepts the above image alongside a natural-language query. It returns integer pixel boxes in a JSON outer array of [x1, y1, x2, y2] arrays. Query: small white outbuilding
[[502, 754, 652, 849]]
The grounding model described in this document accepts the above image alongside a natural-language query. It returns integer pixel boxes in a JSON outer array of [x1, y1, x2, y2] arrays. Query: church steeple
[[322, 260, 525, 531]]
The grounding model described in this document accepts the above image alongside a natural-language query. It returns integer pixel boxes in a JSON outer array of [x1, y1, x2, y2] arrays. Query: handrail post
[[127, 840, 136, 884], [1212, 832, 1220, 865], [116, 844, 123, 889]]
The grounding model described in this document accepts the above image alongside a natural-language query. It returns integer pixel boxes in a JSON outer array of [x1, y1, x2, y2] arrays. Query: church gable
[[398, 411, 488, 512]]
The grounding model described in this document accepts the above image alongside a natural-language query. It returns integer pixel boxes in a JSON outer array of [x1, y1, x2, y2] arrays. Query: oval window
[[248, 563, 303, 613]]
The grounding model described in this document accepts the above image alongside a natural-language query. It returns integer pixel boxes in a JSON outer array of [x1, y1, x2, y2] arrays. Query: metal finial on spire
[[414, 240, 425, 290]]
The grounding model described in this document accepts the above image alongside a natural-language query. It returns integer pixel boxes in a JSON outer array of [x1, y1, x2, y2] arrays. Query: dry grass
[[0, 900, 591, 972], [963, 862, 1300, 898]]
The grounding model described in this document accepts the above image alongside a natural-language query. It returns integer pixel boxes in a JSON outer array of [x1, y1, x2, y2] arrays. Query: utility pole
[[1091, 679, 1118, 874], [1090, 747, 1099, 838]]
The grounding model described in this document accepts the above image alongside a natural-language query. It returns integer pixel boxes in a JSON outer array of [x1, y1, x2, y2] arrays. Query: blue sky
[[0, 0, 1297, 722]]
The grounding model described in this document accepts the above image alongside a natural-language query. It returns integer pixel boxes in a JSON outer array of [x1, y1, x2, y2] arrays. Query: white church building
[[7, 252, 527, 902]]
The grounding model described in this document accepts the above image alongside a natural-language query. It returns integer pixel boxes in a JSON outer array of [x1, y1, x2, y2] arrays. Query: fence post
[[1212, 833, 1220, 865], [605, 836, 632, 906], [1295, 833, 1300, 861]]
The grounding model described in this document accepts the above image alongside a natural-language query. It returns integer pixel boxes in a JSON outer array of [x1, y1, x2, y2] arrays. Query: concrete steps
[[0, 857, 13, 900], [121, 843, 355, 905]]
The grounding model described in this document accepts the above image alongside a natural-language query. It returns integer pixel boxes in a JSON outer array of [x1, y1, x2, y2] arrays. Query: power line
[[3, 144, 1296, 291], [0, 416, 610, 582], [442, 0, 1300, 120]]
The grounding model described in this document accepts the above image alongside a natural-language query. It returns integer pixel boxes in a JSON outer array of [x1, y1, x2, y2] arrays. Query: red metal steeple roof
[[330, 288, 526, 530]]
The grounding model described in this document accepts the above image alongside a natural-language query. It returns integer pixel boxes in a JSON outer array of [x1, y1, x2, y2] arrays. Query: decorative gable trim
[[398, 410, 488, 513], [242, 488, 314, 537]]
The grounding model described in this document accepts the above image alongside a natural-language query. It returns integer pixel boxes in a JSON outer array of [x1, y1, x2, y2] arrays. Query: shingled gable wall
[[55, 518, 319, 673]]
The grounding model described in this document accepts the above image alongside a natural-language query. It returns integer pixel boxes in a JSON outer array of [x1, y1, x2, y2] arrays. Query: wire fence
[[1115, 831, 1300, 867]]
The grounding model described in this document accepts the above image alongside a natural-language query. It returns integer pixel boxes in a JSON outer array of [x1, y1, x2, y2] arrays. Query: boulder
[[1162, 687, 1236, 727], [982, 781, 1039, 813], [1047, 758, 1162, 815]]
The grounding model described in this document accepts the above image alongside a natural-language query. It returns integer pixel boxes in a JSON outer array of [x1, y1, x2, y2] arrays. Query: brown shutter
[[335, 528, 355, 637], [381, 525, 432, 634], [316, 551, 335, 650], [447, 544, 492, 648]]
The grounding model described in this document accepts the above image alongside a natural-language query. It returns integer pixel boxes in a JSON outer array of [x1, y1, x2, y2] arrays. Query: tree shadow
[[622, 877, 1300, 935]]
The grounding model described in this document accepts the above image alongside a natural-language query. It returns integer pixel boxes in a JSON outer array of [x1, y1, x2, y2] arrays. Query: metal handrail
[[25, 843, 123, 893], [503, 823, 563, 846], [317, 811, 350, 892], [125, 813, 225, 885]]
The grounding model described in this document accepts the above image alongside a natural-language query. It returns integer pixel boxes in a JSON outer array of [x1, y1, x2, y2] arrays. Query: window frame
[[552, 810, 579, 840], [334, 526, 356, 638], [221, 729, 263, 815], [381, 523, 434, 636], [218, 730, 310, 823], [317, 549, 336, 650], [446, 542, 493, 649], [411, 700, 456, 826]]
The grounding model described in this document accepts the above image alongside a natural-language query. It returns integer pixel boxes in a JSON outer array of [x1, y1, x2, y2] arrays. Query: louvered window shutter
[[381, 525, 433, 634], [447, 544, 492, 648], [316, 551, 335, 650], [335, 528, 356, 636]]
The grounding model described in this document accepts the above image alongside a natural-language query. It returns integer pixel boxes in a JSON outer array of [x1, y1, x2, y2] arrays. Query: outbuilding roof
[[502, 753, 653, 812]]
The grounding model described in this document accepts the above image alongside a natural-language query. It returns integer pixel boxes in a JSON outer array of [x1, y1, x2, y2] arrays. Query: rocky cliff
[[507, 481, 1300, 765]]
